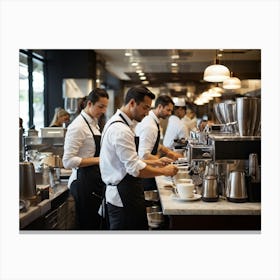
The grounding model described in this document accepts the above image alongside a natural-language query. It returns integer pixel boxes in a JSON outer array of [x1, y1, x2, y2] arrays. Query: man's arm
[[158, 144, 182, 160], [138, 163, 178, 178]]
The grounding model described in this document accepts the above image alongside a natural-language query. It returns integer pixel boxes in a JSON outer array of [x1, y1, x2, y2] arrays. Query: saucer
[[171, 193, 202, 202]]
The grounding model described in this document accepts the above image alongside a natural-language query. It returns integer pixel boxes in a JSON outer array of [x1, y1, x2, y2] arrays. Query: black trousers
[[107, 202, 148, 230], [70, 179, 103, 230]]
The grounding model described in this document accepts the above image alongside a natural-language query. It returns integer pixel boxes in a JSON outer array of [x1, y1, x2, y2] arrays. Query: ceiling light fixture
[[202, 91, 214, 101], [171, 49, 179, 60], [208, 85, 224, 97], [208, 88, 222, 97], [124, 50, 132, 56], [223, 75, 241, 89], [211, 85, 224, 93], [222, 52, 241, 89], [203, 50, 230, 82]]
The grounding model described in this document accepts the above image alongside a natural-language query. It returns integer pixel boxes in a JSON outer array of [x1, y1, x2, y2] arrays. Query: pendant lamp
[[223, 74, 241, 89], [203, 50, 230, 82], [222, 52, 242, 89], [208, 87, 222, 97]]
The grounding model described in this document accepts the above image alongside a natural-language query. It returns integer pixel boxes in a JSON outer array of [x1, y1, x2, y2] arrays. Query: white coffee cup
[[175, 183, 194, 199], [173, 170, 191, 184], [176, 178, 193, 184]]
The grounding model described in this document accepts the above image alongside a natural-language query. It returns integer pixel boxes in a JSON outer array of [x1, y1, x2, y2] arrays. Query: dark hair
[[155, 95, 174, 108], [124, 86, 155, 105], [77, 97, 87, 113], [86, 88, 109, 105]]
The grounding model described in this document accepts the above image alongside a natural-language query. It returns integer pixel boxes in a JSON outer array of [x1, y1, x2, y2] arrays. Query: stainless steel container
[[226, 171, 247, 202], [214, 101, 237, 134], [236, 97, 261, 136], [144, 190, 159, 202], [19, 161, 37, 200], [214, 103, 225, 124], [147, 211, 164, 228], [223, 101, 237, 125], [202, 175, 219, 202]]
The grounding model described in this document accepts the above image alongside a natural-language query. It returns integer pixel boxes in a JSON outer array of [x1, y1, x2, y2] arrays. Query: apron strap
[[81, 114, 101, 156], [151, 119, 160, 155]]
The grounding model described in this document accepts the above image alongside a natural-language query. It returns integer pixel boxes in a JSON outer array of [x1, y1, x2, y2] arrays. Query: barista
[[62, 88, 109, 230], [163, 98, 188, 149], [100, 86, 178, 230], [182, 104, 197, 138], [135, 95, 182, 190]]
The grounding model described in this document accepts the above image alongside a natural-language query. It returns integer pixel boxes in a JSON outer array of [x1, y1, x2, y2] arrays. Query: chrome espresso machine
[[21, 127, 66, 188], [187, 97, 261, 203]]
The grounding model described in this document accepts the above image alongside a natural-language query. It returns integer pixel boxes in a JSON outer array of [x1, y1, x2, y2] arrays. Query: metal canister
[[19, 161, 37, 200], [202, 175, 219, 202]]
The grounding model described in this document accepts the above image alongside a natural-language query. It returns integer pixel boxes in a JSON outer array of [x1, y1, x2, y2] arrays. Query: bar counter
[[155, 176, 261, 230], [20, 182, 72, 230]]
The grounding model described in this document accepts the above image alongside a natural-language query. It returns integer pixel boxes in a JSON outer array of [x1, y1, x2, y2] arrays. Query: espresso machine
[[188, 96, 261, 203], [22, 127, 66, 194]]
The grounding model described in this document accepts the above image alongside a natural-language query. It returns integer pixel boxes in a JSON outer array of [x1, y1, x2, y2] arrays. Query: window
[[19, 53, 29, 130], [32, 57, 45, 129], [19, 50, 45, 131]]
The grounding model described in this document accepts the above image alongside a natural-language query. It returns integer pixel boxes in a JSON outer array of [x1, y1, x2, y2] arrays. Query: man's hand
[[162, 164, 178, 177]]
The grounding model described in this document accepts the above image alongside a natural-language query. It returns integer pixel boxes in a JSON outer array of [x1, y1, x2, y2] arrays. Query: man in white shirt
[[182, 105, 197, 139], [163, 98, 188, 149], [135, 95, 183, 190], [100, 86, 178, 230]]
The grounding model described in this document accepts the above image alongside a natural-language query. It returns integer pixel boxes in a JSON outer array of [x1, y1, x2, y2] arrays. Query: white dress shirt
[[62, 110, 101, 187], [182, 115, 197, 138], [163, 115, 187, 149], [135, 110, 160, 159], [100, 109, 146, 207]]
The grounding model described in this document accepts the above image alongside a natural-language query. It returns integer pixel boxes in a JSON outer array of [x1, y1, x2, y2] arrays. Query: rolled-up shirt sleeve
[[62, 125, 84, 169], [114, 129, 146, 177]]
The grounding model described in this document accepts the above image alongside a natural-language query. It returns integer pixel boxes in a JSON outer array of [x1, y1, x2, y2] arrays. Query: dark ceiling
[[96, 49, 261, 87], [95, 49, 261, 96]]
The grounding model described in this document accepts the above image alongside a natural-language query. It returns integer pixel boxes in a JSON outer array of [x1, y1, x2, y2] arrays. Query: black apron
[[106, 114, 148, 230], [70, 115, 105, 230], [142, 120, 160, 191]]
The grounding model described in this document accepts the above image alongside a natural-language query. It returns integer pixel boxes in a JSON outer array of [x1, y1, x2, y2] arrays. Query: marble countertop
[[156, 176, 261, 216], [19, 183, 68, 229]]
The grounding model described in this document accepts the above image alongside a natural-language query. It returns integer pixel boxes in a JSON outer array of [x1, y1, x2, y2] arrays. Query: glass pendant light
[[203, 50, 230, 82]]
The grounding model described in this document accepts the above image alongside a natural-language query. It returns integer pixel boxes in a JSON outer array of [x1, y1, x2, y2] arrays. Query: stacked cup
[[175, 179, 195, 199]]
